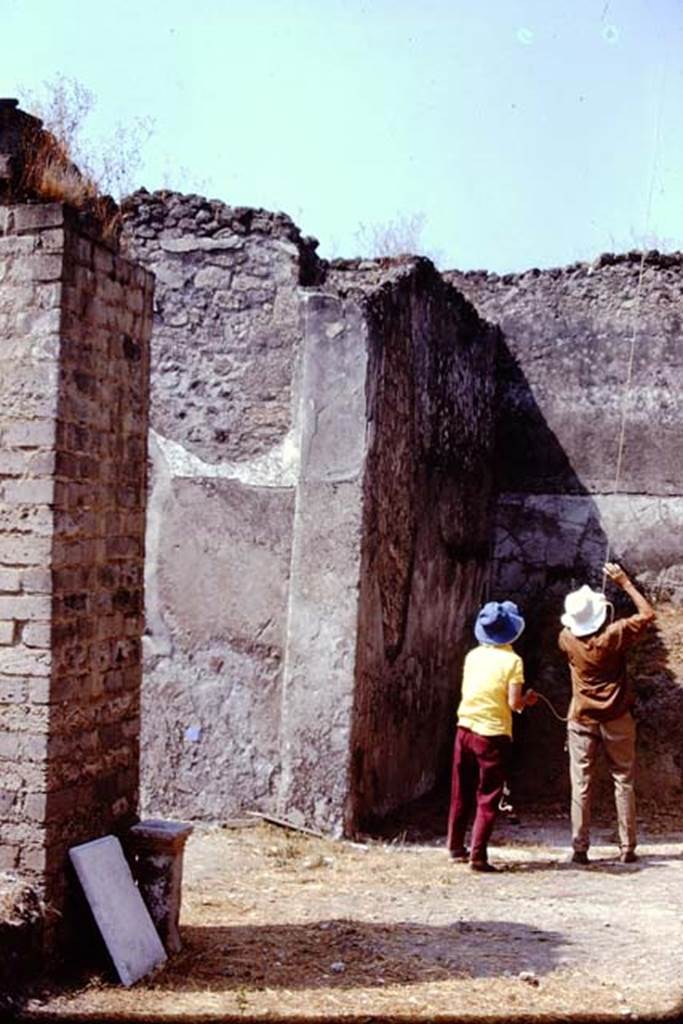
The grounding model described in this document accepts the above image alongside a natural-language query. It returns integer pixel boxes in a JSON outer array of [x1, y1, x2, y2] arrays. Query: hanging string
[[602, 53, 669, 590], [530, 50, 672, 715], [602, 248, 644, 583]]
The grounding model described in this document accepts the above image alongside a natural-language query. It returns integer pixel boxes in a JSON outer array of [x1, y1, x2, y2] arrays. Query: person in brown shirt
[[558, 562, 655, 865]]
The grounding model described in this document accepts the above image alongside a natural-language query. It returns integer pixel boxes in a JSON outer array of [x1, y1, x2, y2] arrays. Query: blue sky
[[3, 0, 682, 271]]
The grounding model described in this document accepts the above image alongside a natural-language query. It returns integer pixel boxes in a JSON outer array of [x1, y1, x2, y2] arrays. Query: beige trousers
[[567, 711, 637, 854]]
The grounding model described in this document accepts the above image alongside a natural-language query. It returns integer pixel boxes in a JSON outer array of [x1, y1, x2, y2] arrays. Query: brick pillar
[[0, 180, 153, 932]]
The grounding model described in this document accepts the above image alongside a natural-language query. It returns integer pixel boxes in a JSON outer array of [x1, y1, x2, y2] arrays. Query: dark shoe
[[620, 850, 638, 863], [470, 860, 498, 873], [571, 851, 589, 865], [449, 847, 469, 863]]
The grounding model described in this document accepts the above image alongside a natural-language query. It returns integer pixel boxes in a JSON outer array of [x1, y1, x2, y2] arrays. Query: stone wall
[[254, 259, 495, 834], [345, 261, 497, 825], [122, 191, 321, 821], [0, 200, 152, 918], [124, 187, 682, 823], [124, 191, 498, 833], [0, 874, 44, 1010], [446, 254, 683, 804], [447, 254, 683, 601]]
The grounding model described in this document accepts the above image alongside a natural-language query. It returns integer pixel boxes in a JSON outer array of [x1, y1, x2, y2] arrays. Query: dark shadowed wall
[[447, 254, 683, 805], [348, 262, 497, 825]]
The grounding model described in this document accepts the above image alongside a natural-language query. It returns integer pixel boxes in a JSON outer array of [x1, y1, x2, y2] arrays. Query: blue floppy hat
[[474, 601, 525, 645]]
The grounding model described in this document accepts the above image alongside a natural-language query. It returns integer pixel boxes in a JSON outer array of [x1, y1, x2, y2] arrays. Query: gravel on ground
[[18, 807, 683, 1023]]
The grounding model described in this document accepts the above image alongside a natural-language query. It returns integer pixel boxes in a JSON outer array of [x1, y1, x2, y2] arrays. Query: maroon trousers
[[447, 726, 511, 863]]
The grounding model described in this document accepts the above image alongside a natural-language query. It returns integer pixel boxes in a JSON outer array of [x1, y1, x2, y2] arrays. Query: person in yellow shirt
[[447, 600, 538, 872]]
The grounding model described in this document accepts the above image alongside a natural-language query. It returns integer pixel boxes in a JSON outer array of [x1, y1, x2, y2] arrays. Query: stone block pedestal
[[125, 819, 193, 954]]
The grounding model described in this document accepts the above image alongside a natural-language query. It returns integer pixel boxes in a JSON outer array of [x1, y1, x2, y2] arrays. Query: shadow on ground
[[158, 917, 566, 991], [359, 779, 683, 849]]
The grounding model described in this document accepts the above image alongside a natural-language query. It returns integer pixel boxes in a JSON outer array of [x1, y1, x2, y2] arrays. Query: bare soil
[[14, 605, 683, 1022], [17, 805, 683, 1024]]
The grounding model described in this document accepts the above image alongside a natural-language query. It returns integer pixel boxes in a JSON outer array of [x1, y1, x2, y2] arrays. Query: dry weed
[[20, 815, 683, 1022], [20, 127, 122, 243]]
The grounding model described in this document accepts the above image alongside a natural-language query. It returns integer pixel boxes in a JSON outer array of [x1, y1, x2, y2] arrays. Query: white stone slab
[[69, 835, 167, 987]]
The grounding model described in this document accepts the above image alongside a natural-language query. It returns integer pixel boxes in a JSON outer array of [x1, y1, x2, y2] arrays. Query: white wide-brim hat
[[561, 585, 608, 637]]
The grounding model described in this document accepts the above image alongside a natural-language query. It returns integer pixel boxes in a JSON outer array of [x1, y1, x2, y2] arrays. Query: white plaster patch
[[152, 428, 300, 488], [69, 836, 167, 987]]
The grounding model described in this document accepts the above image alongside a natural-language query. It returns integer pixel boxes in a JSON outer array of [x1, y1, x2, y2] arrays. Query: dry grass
[[20, 814, 683, 1023], [16, 606, 683, 1021], [21, 126, 122, 243], [19, 74, 152, 213]]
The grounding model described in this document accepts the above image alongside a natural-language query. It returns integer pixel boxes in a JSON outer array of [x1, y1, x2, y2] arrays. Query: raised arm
[[603, 562, 656, 622]]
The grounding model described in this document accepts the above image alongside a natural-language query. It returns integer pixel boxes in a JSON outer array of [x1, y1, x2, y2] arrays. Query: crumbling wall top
[[122, 189, 324, 285], [323, 255, 498, 341], [446, 248, 683, 288], [0, 98, 122, 248], [0, 98, 43, 202]]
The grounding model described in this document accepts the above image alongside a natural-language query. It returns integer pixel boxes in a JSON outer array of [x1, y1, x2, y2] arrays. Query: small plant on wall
[[18, 75, 153, 242]]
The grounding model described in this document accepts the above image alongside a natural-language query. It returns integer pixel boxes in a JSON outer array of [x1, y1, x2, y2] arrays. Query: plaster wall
[[276, 291, 370, 834], [125, 187, 682, 824], [446, 255, 683, 805], [122, 192, 320, 819], [124, 196, 500, 831], [446, 254, 683, 602], [277, 260, 497, 833]]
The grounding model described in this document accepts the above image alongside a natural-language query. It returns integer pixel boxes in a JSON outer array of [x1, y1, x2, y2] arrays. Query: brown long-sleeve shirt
[[558, 613, 651, 724]]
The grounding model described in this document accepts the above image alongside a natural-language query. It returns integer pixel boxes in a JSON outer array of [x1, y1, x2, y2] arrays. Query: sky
[[3, 0, 683, 272]]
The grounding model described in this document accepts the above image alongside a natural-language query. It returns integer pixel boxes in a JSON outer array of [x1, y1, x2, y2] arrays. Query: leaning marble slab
[[69, 835, 167, 986]]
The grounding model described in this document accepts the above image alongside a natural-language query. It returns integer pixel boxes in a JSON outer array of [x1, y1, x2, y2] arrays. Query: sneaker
[[571, 851, 589, 865], [470, 860, 498, 873], [449, 847, 469, 863], [620, 850, 638, 863]]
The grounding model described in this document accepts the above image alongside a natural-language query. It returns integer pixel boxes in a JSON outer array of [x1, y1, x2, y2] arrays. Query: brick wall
[[0, 202, 62, 877], [0, 202, 153, 919]]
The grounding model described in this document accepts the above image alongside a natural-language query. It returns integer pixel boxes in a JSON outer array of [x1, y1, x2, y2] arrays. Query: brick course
[[0, 201, 152, 923]]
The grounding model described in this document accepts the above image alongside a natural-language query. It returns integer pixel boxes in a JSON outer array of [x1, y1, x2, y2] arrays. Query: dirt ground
[[13, 605, 683, 1022], [17, 802, 683, 1024]]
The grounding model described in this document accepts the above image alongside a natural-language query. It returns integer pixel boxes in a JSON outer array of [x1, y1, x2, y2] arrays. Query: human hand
[[603, 562, 629, 588], [525, 689, 539, 707]]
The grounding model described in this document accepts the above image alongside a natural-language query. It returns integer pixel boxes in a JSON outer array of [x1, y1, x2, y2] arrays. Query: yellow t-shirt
[[457, 644, 524, 738]]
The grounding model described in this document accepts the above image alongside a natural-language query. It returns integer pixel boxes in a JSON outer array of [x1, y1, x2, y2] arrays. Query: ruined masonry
[[123, 191, 683, 829], [2, 94, 683, 943], [447, 261, 683, 803], [123, 191, 497, 834], [0, 101, 153, 934]]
